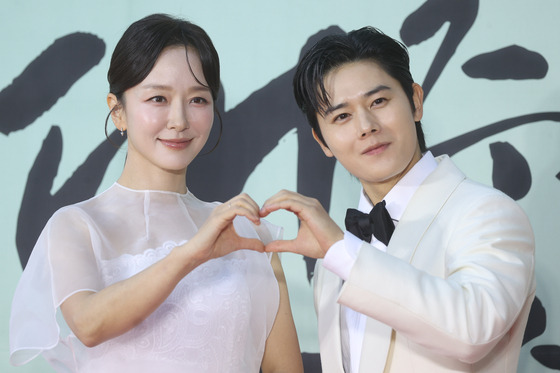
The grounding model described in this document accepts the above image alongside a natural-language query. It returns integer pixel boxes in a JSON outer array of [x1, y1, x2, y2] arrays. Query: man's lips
[[362, 142, 389, 155], [159, 138, 192, 149]]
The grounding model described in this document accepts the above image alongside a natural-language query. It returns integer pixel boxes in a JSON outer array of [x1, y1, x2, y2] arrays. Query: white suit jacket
[[314, 155, 536, 373]]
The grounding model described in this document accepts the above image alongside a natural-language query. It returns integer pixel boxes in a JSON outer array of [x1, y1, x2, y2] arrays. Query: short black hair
[[293, 26, 426, 152]]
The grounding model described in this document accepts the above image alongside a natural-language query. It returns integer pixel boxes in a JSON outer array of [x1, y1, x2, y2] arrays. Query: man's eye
[[335, 113, 349, 121]]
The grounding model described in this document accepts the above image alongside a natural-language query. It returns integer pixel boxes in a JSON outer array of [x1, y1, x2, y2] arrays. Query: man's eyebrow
[[323, 102, 347, 117], [364, 85, 391, 97], [323, 84, 391, 117]]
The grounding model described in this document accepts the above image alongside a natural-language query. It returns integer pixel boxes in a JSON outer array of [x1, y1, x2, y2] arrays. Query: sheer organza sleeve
[[10, 206, 103, 366]]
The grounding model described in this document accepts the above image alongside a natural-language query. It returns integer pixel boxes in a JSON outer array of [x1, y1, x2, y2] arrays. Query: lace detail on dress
[[100, 241, 182, 285]]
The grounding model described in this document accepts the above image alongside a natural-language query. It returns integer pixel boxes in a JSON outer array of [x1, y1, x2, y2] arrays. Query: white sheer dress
[[9, 183, 281, 373]]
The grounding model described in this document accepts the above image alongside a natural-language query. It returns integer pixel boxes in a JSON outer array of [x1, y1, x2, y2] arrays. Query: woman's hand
[[186, 193, 266, 264]]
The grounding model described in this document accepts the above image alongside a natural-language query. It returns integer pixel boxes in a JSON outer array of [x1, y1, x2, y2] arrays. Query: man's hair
[[293, 26, 426, 152]]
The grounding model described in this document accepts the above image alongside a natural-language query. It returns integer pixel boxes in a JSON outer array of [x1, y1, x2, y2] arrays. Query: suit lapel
[[358, 317, 393, 373], [387, 155, 465, 263], [357, 156, 465, 372]]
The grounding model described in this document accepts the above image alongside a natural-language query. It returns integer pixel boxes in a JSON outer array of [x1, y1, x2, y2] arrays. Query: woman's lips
[[159, 138, 192, 149]]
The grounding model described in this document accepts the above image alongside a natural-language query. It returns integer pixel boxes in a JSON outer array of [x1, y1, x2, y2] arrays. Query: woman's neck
[[118, 163, 188, 194]]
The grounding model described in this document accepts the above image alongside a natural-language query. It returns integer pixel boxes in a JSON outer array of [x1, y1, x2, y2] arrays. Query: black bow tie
[[345, 200, 395, 246]]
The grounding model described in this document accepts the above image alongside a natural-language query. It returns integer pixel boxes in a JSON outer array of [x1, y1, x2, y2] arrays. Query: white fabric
[[323, 152, 437, 373], [10, 183, 281, 373], [323, 232, 362, 281], [314, 155, 536, 373]]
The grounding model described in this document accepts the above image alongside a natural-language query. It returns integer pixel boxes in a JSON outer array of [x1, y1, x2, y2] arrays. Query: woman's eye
[[191, 97, 209, 105], [149, 96, 166, 103], [372, 97, 386, 106]]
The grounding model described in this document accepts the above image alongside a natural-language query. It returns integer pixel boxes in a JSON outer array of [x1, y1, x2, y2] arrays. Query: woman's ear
[[312, 129, 334, 157], [107, 93, 125, 131], [412, 83, 424, 122]]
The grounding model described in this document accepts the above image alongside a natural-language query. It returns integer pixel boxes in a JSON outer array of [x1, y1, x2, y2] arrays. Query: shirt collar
[[358, 151, 437, 221]]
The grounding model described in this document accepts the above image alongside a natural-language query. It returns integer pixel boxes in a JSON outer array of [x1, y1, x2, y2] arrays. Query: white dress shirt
[[322, 151, 437, 373]]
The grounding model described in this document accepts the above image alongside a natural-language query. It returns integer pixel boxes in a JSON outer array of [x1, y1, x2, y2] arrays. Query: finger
[[228, 193, 259, 212], [264, 239, 299, 254], [216, 201, 259, 223], [235, 237, 265, 252], [261, 189, 300, 207], [236, 193, 261, 212], [226, 194, 262, 224], [261, 191, 306, 216], [260, 196, 310, 217]]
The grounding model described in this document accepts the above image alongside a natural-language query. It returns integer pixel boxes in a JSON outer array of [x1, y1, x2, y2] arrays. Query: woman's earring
[[120, 128, 124, 137]]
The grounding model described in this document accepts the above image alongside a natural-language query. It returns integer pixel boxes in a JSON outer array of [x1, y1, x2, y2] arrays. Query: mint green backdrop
[[1, 1, 558, 372]]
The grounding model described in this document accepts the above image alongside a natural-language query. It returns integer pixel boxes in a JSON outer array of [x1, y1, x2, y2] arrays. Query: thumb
[[265, 239, 297, 253], [236, 237, 265, 252]]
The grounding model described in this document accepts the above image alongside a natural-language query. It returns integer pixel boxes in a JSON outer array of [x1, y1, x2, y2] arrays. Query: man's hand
[[260, 190, 344, 258]]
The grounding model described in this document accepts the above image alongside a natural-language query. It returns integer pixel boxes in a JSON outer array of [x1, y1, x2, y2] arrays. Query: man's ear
[[107, 93, 125, 131], [312, 129, 334, 157], [412, 83, 424, 122]]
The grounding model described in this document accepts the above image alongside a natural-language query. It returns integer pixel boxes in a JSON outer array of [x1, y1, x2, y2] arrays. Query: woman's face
[[114, 45, 214, 179], [314, 60, 423, 201]]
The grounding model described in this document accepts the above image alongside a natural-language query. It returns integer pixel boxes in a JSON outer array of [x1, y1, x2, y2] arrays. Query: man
[[260, 26, 535, 373]]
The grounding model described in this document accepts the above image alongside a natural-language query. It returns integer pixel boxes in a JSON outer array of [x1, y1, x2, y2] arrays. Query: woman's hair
[[293, 26, 426, 152], [104, 13, 222, 149]]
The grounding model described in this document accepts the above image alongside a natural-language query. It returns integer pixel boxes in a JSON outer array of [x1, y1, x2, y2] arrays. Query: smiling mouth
[[159, 138, 192, 149]]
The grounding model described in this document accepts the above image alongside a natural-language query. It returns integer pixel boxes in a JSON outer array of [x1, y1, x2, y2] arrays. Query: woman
[[10, 13, 303, 373]]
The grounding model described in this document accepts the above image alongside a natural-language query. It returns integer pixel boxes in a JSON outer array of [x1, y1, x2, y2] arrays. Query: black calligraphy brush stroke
[[531, 345, 560, 370], [557, 172, 560, 181], [490, 142, 531, 200], [429, 112, 560, 157], [187, 67, 308, 202], [462, 45, 548, 80], [188, 26, 339, 209], [0, 32, 105, 135], [16, 126, 63, 268], [523, 297, 546, 345], [400, 0, 478, 98], [302, 352, 322, 372], [16, 127, 125, 268]]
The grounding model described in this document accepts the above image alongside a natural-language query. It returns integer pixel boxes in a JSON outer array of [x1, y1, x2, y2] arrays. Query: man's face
[[314, 60, 424, 201]]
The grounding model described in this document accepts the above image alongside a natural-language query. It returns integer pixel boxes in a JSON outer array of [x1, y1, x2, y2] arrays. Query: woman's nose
[[167, 102, 189, 131]]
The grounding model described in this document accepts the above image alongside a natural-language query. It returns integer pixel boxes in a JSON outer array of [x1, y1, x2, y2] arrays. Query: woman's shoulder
[[183, 190, 220, 209], [48, 184, 118, 226]]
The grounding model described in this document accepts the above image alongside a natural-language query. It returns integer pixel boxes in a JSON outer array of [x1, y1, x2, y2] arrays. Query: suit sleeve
[[338, 186, 536, 363]]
